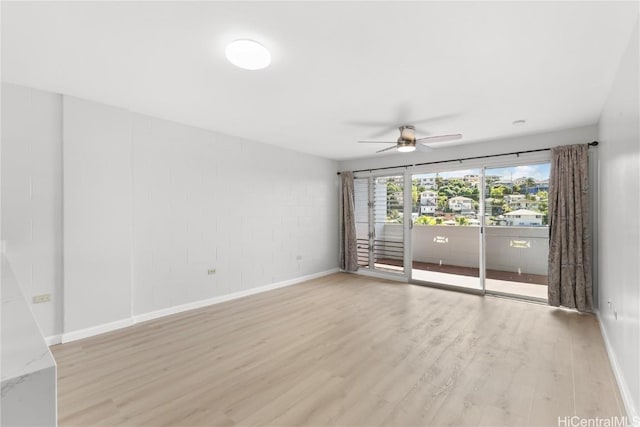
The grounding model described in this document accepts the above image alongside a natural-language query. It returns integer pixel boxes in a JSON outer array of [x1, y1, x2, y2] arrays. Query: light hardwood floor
[[51, 273, 624, 426]]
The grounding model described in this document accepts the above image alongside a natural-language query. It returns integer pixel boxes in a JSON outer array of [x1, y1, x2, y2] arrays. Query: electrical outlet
[[207, 268, 216, 275], [33, 294, 51, 304]]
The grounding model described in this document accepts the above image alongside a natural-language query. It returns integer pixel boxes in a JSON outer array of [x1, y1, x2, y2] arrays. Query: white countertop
[[1, 257, 56, 386]]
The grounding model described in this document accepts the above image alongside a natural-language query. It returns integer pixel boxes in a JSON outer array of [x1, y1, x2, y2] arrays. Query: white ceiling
[[2, 1, 637, 160]]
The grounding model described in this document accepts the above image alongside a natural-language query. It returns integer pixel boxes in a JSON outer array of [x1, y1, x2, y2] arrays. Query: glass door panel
[[354, 177, 371, 269], [484, 164, 550, 301], [410, 169, 482, 290], [352, 175, 405, 275], [372, 175, 404, 274]]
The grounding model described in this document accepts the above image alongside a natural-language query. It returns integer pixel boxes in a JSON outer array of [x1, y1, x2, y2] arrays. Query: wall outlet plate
[[33, 294, 51, 304]]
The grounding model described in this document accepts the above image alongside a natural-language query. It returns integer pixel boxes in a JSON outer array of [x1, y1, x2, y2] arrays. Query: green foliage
[[490, 185, 512, 197], [387, 209, 403, 223], [387, 182, 402, 194], [490, 186, 505, 197], [437, 195, 449, 211], [438, 186, 456, 198], [415, 216, 436, 225], [456, 216, 470, 226]]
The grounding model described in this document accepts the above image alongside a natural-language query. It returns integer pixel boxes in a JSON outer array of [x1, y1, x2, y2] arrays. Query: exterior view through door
[[355, 175, 405, 274], [355, 161, 551, 302], [483, 164, 550, 300]]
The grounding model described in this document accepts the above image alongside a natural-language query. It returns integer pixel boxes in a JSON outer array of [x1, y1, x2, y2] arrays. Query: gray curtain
[[340, 172, 359, 272], [548, 144, 592, 312]]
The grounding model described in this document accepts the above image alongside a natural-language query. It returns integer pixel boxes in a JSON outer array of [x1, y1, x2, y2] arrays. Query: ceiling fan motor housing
[[399, 125, 416, 142]]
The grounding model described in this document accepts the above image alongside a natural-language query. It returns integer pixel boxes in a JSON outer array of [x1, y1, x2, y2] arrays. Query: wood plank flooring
[[51, 273, 624, 426]]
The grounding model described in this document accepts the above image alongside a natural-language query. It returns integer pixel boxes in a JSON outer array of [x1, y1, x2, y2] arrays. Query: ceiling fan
[[358, 125, 462, 153]]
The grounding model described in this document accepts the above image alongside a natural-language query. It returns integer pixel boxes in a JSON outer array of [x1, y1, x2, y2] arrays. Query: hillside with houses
[[385, 173, 550, 226]]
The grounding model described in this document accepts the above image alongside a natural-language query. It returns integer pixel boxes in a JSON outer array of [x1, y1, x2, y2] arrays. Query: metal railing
[[357, 237, 403, 267]]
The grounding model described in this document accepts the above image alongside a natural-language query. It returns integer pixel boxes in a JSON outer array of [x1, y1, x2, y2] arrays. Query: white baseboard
[[61, 318, 135, 344], [134, 268, 339, 324], [596, 310, 639, 426], [58, 268, 339, 344], [45, 334, 62, 346]]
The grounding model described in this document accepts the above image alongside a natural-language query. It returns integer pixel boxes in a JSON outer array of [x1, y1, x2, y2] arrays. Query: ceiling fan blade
[[417, 143, 433, 152], [376, 145, 398, 153], [358, 140, 397, 144], [415, 134, 463, 144]]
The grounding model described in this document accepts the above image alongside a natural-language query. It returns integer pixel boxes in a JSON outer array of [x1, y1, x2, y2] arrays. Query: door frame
[[354, 169, 410, 281]]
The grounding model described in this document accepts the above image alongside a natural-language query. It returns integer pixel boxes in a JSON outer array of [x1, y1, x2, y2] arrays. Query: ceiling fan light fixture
[[397, 144, 416, 153], [400, 125, 416, 141], [225, 39, 271, 70]]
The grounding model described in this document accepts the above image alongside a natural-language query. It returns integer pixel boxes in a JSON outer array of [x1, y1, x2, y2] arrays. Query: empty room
[[1, 1, 639, 426]]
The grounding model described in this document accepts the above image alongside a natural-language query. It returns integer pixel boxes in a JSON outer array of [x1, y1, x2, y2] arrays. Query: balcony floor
[[372, 260, 548, 301]]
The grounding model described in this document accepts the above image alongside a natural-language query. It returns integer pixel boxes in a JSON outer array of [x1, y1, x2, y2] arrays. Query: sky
[[414, 163, 550, 181]]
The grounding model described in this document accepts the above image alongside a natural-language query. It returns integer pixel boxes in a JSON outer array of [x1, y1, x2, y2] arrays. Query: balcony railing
[[357, 224, 549, 283]]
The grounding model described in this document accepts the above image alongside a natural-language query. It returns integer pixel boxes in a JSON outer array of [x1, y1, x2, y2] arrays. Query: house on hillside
[[448, 196, 474, 213], [420, 190, 438, 215], [504, 209, 544, 226]]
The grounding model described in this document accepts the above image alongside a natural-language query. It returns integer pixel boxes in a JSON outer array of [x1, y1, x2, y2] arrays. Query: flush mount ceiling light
[[225, 39, 271, 70], [512, 119, 527, 126], [397, 142, 416, 153]]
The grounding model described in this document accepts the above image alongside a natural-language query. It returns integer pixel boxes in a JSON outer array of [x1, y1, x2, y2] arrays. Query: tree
[[387, 209, 402, 223], [435, 175, 443, 189], [437, 195, 449, 211], [490, 186, 505, 198], [439, 186, 456, 198], [412, 184, 419, 208], [415, 216, 436, 225], [456, 216, 469, 226]]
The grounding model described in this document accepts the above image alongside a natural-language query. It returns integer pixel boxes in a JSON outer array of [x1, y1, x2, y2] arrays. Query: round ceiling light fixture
[[512, 119, 527, 126], [397, 144, 416, 153], [225, 39, 271, 70]]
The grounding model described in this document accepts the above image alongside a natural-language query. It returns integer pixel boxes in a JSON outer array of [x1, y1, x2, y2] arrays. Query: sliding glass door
[[483, 163, 550, 301], [353, 174, 405, 275], [352, 157, 550, 302], [410, 169, 482, 291]]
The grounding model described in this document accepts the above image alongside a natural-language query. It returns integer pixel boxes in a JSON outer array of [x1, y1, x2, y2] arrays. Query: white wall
[[63, 96, 134, 333], [1, 84, 339, 339], [1, 83, 63, 337], [131, 114, 339, 316], [597, 18, 640, 422]]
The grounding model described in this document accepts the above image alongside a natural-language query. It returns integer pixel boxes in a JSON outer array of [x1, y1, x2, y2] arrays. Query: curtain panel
[[548, 144, 593, 312], [340, 172, 359, 272]]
